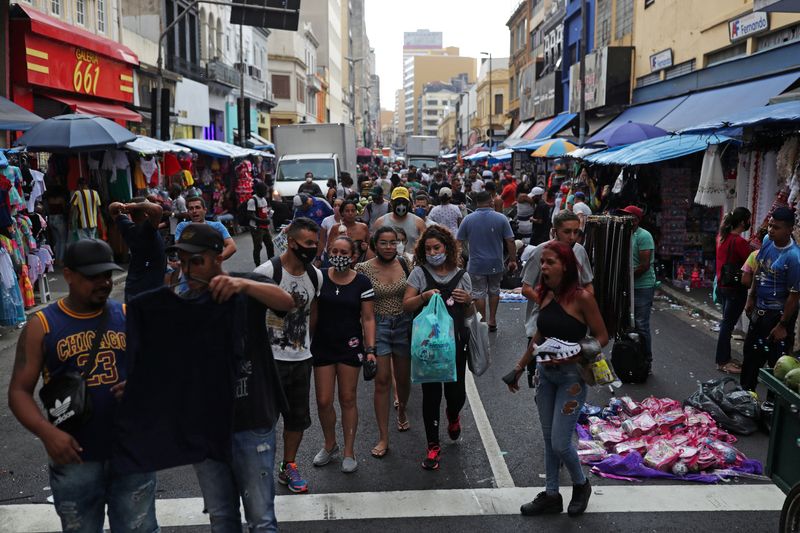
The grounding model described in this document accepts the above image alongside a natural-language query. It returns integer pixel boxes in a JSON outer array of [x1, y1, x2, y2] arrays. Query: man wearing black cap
[[9, 239, 159, 532], [741, 207, 800, 392], [114, 223, 294, 531]]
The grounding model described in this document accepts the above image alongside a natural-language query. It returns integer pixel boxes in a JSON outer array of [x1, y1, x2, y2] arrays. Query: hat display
[[391, 187, 410, 201], [64, 239, 123, 277], [167, 223, 224, 254]]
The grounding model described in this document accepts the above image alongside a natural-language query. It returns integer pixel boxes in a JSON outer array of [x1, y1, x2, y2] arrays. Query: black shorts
[[276, 359, 313, 432]]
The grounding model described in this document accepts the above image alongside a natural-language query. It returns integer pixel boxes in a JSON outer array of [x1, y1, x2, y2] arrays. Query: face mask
[[329, 254, 352, 272], [396, 242, 406, 254], [291, 243, 317, 264], [394, 204, 408, 216], [414, 207, 427, 217], [427, 253, 446, 266], [305, 177, 313, 183]]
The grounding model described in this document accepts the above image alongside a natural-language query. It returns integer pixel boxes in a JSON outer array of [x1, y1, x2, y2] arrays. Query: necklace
[[335, 286, 340, 296]]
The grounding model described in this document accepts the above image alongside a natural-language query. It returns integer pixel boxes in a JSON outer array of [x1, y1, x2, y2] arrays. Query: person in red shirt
[[500, 175, 518, 209], [714, 207, 752, 374]]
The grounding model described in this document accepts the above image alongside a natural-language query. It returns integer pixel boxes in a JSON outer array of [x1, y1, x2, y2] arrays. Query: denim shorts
[[376, 313, 412, 357], [471, 272, 504, 298]]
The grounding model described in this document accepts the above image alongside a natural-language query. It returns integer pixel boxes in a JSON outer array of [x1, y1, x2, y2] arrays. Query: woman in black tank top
[[507, 241, 608, 518]]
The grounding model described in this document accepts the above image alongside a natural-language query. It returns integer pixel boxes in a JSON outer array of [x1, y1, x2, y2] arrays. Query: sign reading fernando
[[729, 12, 770, 42]]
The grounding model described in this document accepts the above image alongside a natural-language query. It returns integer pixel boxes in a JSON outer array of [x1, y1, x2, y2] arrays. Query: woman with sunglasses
[[355, 227, 413, 459], [311, 236, 377, 473]]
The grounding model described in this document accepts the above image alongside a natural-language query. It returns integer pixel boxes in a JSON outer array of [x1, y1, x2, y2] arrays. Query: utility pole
[[481, 52, 493, 148], [579, 0, 587, 146], [238, 23, 245, 146]]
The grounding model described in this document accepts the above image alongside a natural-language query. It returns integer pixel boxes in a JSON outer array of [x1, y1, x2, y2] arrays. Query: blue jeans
[[715, 288, 747, 365], [535, 362, 587, 493], [194, 427, 278, 533], [49, 214, 67, 262], [48, 462, 158, 533], [74, 227, 98, 242], [634, 286, 655, 361]]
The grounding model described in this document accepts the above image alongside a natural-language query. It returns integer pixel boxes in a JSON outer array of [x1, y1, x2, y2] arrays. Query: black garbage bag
[[684, 377, 760, 435]]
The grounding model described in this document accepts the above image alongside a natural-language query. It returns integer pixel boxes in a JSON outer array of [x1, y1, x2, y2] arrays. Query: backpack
[[268, 255, 320, 294], [611, 331, 650, 383]]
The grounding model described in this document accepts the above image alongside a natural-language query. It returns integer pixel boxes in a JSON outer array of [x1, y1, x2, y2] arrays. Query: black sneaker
[[521, 491, 563, 516], [567, 479, 591, 516]]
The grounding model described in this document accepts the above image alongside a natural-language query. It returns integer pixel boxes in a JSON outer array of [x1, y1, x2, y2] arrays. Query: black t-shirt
[[230, 272, 289, 432], [531, 201, 553, 245], [452, 190, 467, 205], [116, 215, 166, 299]]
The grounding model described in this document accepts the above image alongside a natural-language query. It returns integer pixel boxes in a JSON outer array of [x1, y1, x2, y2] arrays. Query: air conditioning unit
[[248, 65, 262, 80]]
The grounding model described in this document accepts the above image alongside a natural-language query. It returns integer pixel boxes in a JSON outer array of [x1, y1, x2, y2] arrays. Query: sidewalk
[[658, 282, 722, 322]]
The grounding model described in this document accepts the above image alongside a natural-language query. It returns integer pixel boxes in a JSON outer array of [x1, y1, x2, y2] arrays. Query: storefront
[[9, 4, 140, 125], [174, 78, 210, 140]]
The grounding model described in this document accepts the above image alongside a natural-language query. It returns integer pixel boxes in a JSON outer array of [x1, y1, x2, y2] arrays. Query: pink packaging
[[597, 428, 625, 446], [656, 410, 686, 433], [643, 440, 680, 471], [614, 439, 648, 455], [631, 411, 658, 433], [619, 396, 642, 415]]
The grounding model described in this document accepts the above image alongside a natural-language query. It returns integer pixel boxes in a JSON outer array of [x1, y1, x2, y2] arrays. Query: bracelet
[[365, 346, 376, 354]]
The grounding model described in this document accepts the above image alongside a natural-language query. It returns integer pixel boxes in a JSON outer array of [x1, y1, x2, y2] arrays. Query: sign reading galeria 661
[[19, 33, 135, 103]]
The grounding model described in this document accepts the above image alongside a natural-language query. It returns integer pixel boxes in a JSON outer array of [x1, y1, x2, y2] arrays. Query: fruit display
[[773, 355, 800, 392]]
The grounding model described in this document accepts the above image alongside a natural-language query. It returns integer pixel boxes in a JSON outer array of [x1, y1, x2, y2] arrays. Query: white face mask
[[396, 242, 405, 254]]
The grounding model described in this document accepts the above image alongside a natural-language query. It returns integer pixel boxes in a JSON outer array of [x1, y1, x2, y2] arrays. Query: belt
[[756, 309, 781, 316]]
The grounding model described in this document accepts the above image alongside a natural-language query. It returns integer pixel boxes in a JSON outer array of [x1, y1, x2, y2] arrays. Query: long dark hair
[[535, 241, 580, 304], [719, 207, 751, 240], [414, 225, 460, 271]]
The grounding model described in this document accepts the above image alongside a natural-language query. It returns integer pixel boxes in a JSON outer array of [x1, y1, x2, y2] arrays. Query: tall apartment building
[[417, 82, 460, 137], [402, 29, 443, 135], [302, 0, 345, 122]]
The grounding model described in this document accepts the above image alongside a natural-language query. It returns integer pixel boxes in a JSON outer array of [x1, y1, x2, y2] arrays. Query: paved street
[[0, 233, 786, 532]]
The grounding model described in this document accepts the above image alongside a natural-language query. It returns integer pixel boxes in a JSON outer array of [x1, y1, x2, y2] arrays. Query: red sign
[[18, 33, 134, 104]]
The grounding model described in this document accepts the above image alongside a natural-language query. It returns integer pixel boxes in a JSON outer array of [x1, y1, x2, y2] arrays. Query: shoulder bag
[[720, 237, 742, 287]]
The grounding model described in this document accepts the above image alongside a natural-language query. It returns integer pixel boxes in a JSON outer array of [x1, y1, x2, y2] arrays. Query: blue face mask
[[426, 253, 446, 266], [414, 207, 427, 217]]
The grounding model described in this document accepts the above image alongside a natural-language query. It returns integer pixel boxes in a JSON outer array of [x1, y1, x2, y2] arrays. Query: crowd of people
[[12, 154, 794, 532]]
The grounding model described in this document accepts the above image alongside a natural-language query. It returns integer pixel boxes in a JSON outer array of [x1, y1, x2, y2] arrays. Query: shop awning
[[584, 134, 734, 166], [45, 93, 141, 123], [13, 4, 138, 65], [488, 148, 513, 162], [125, 136, 190, 155], [0, 96, 43, 131], [679, 100, 800, 134], [522, 118, 553, 140], [655, 72, 800, 132], [511, 138, 551, 152], [464, 150, 491, 161], [172, 139, 274, 158], [587, 96, 687, 144], [503, 120, 535, 145], [534, 113, 577, 140]]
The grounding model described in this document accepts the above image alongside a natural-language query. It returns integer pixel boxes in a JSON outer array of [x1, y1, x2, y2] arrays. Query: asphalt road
[[0, 232, 786, 532]]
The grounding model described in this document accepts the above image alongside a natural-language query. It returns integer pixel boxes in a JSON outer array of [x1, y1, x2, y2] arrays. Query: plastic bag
[[411, 293, 456, 384], [272, 228, 288, 256], [465, 312, 490, 376], [683, 378, 759, 435]]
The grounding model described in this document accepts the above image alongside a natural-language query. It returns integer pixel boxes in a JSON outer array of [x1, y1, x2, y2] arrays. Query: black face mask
[[394, 202, 408, 216], [291, 242, 317, 264]]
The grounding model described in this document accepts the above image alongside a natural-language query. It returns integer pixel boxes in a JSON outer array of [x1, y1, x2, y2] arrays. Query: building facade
[[417, 82, 460, 137], [507, 0, 532, 132], [475, 57, 510, 145]]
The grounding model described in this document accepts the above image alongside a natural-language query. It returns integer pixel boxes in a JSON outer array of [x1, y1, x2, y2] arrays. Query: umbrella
[[0, 96, 43, 131], [14, 114, 136, 152], [531, 139, 577, 158], [593, 121, 668, 148]]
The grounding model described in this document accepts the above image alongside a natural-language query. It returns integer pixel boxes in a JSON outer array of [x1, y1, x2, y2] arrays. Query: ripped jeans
[[535, 362, 588, 493], [48, 462, 158, 533], [194, 426, 278, 533]]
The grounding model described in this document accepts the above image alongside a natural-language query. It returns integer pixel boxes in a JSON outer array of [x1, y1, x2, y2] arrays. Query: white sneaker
[[313, 444, 339, 466], [341, 456, 358, 473]]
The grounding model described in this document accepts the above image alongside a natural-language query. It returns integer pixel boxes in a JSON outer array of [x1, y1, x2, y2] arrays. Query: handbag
[[38, 306, 109, 434], [719, 237, 742, 287], [465, 312, 491, 376]]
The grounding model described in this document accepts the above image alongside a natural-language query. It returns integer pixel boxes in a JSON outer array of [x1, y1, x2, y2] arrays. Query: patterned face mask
[[329, 254, 353, 272]]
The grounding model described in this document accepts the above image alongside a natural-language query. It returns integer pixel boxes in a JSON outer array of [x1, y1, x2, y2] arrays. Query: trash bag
[[465, 312, 490, 376], [411, 293, 456, 384], [684, 378, 759, 435]]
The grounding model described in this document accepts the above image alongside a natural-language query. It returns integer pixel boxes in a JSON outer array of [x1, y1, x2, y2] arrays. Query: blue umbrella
[[14, 114, 136, 153], [593, 121, 668, 147]]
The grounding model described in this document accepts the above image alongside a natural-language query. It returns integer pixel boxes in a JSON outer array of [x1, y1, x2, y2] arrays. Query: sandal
[[397, 416, 410, 432], [488, 324, 498, 332], [717, 362, 742, 374], [371, 445, 389, 458]]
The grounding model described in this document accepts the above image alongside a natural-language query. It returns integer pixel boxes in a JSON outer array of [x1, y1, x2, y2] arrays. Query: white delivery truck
[[405, 135, 440, 171], [273, 123, 357, 201]]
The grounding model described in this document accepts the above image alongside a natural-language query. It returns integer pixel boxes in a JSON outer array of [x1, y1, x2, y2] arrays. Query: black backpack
[[611, 331, 650, 383], [268, 255, 319, 294]]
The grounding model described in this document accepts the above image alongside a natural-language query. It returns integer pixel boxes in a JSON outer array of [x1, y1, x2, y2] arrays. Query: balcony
[[170, 55, 206, 83], [307, 73, 322, 93], [206, 59, 239, 88]]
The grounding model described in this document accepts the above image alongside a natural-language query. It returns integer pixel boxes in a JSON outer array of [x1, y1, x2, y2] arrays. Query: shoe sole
[[521, 508, 562, 516]]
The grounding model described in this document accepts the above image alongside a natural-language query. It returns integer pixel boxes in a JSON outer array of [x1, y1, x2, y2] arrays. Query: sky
[[364, 0, 517, 112]]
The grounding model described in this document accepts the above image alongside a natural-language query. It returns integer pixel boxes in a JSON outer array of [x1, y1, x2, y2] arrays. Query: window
[[97, 0, 106, 32], [596, 0, 611, 48], [635, 72, 661, 88], [494, 94, 504, 115], [51, 0, 60, 16], [615, 0, 633, 40], [664, 59, 695, 80], [297, 78, 306, 103], [76, 0, 85, 25], [426, 110, 438, 116], [426, 99, 437, 105], [510, 75, 515, 99], [272, 74, 290, 99], [705, 43, 746, 67], [757, 24, 800, 52]]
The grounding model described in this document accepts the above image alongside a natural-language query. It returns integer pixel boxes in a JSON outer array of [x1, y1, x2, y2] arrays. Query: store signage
[[568, 47, 633, 113], [649, 49, 673, 72], [533, 71, 561, 118], [729, 12, 770, 42], [20, 34, 134, 103], [175, 78, 210, 127]]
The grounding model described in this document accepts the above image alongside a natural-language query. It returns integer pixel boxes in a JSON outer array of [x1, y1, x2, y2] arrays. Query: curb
[[658, 283, 722, 322]]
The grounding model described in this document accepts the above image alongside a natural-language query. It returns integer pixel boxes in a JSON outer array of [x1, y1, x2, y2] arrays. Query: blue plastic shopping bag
[[411, 293, 456, 383]]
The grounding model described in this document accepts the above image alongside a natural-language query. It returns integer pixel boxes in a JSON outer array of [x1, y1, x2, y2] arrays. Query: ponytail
[[719, 207, 752, 241]]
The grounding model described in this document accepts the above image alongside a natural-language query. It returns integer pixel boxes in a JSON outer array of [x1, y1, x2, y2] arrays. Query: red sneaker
[[422, 443, 440, 470]]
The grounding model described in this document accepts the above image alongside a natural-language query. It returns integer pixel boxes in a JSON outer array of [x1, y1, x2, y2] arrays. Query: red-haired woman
[[507, 241, 608, 518]]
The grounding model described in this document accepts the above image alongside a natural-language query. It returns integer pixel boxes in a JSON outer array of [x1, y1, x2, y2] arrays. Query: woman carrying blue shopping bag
[[403, 226, 474, 471]]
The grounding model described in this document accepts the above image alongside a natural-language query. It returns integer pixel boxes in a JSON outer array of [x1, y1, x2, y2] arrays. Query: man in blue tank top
[[8, 239, 158, 532]]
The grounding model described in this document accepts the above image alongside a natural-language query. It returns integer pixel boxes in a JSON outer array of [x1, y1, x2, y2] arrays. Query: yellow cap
[[391, 187, 410, 201]]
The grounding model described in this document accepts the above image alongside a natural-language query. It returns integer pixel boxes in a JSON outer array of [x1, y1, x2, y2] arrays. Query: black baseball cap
[[167, 223, 224, 254], [64, 239, 123, 276]]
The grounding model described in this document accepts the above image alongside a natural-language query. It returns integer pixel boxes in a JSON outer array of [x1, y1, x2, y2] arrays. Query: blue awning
[[679, 100, 800, 133], [533, 113, 576, 140], [587, 96, 687, 144], [511, 138, 552, 152], [584, 134, 734, 166], [655, 72, 800, 132]]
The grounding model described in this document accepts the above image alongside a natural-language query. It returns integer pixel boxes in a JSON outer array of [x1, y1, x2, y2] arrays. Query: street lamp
[[480, 51, 492, 148]]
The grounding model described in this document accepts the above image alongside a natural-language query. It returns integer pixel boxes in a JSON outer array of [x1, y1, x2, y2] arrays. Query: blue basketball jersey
[[36, 299, 127, 461]]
